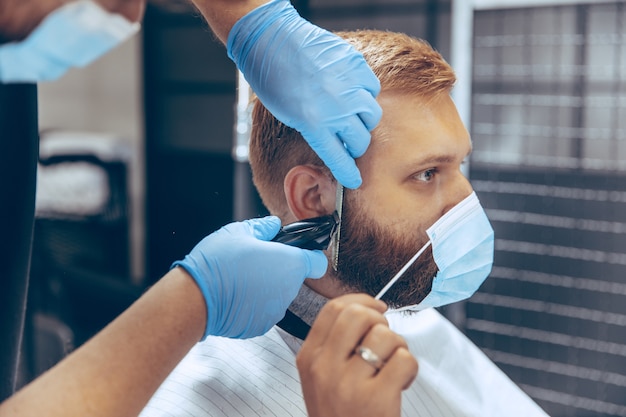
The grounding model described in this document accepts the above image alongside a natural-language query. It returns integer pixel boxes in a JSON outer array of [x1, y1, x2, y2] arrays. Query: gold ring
[[355, 345, 384, 371]]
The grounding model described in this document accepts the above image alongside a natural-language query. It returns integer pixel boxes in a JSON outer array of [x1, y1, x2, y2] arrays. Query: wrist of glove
[[227, 0, 382, 189], [172, 216, 328, 340]]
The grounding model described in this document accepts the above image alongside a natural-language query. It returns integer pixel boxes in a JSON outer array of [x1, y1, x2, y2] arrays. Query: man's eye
[[414, 168, 437, 182]]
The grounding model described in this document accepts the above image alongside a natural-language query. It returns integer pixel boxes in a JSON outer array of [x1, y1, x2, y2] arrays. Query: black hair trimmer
[[271, 212, 339, 250], [271, 185, 344, 270]]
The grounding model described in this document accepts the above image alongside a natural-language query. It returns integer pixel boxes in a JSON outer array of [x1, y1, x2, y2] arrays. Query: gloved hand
[[172, 216, 328, 340], [227, 0, 382, 189]]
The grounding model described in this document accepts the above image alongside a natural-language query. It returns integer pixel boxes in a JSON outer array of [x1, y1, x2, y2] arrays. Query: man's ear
[[284, 165, 336, 220]]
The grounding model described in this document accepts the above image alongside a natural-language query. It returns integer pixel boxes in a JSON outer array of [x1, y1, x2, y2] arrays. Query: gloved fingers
[[333, 41, 380, 96], [352, 58, 382, 97], [305, 130, 362, 189], [300, 249, 328, 279], [173, 216, 328, 340], [246, 215, 282, 241], [274, 243, 328, 280], [248, 216, 327, 277], [352, 89, 383, 132], [337, 88, 382, 134], [338, 114, 372, 159], [211, 217, 327, 279]]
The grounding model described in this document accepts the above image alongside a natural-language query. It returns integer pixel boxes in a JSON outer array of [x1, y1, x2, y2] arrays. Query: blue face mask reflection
[[384, 192, 494, 312], [0, 0, 139, 83]]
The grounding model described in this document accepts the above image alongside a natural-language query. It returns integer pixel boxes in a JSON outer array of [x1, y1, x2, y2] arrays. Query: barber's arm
[[0, 267, 205, 417], [191, 0, 265, 43], [297, 294, 419, 417], [0, 217, 327, 417]]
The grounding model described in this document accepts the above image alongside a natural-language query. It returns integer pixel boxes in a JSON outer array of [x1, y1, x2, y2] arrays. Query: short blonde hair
[[249, 30, 456, 216]]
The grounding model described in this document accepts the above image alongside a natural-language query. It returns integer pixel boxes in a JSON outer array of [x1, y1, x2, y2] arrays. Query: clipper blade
[[330, 184, 344, 271]]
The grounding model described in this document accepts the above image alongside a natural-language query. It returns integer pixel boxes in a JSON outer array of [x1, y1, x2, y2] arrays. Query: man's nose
[[440, 171, 473, 216]]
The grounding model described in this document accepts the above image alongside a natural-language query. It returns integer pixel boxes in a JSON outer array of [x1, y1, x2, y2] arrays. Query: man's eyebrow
[[415, 147, 473, 166], [415, 154, 456, 165]]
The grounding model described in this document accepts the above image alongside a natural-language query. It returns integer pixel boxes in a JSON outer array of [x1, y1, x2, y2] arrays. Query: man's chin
[[338, 280, 434, 311], [380, 298, 428, 312], [393, 308, 422, 316]]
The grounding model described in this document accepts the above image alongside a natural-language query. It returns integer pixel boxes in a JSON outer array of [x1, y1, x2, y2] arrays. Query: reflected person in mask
[[141, 30, 548, 417]]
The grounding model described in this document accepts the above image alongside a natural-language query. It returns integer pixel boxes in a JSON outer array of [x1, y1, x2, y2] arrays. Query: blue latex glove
[[227, 0, 382, 189], [172, 216, 327, 340]]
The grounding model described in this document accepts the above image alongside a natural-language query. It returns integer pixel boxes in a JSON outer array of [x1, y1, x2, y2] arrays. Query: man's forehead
[[364, 92, 471, 165], [411, 145, 473, 165]]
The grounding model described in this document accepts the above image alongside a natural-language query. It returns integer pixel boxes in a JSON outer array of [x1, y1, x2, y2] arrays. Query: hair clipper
[[271, 212, 339, 250], [271, 185, 344, 270]]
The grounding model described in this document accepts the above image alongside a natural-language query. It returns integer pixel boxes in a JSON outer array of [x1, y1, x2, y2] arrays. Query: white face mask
[[0, 0, 139, 83], [378, 192, 495, 312]]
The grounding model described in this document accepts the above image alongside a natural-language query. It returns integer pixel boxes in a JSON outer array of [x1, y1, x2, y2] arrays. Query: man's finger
[[303, 294, 386, 352], [303, 130, 362, 189], [377, 347, 419, 391]]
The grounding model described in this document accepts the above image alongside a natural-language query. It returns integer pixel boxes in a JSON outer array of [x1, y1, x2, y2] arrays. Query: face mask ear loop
[[375, 240, 432, 300]]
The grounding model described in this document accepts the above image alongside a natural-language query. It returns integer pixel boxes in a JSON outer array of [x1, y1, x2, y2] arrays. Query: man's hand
[[227, 0, 382, 189], [297, 294, 418, 417]]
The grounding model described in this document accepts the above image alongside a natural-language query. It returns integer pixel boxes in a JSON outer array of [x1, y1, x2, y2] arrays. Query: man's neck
[[287, 284, 329, 326], [275, 284, 329, 346], [303, 272, 347, 300]]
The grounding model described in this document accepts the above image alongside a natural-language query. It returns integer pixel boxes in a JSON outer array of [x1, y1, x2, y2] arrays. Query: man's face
[[331, 91, 473, 308]]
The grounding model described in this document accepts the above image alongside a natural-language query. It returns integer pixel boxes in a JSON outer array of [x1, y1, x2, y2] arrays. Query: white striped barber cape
[[140, 308, 548, 417]]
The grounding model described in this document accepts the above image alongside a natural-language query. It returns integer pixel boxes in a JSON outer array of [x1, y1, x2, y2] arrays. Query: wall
[[36, 34, 145, 283]]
